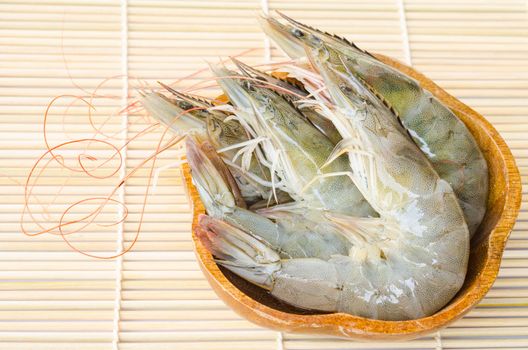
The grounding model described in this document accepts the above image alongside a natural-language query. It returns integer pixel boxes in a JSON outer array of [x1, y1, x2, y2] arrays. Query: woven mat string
[[111, 0, 129, 348]]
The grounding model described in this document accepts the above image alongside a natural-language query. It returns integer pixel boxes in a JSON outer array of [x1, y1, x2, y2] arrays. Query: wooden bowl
[[182, 54, 522, 341]]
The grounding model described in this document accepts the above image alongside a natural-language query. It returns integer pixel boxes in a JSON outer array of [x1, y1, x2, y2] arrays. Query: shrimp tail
[[196, 214, 280, 289]]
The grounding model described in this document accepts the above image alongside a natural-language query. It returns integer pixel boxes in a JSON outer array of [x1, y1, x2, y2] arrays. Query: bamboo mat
[[1, 0, 527, 349]]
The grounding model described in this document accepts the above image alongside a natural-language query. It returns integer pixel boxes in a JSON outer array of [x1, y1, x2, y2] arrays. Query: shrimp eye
[[339, 83, 351, 93], [291, 28, 304, 38], [178, 101, 193, 110], [243, 81, 252, 89]]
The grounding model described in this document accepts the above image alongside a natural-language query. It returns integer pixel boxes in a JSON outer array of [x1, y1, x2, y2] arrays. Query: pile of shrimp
[[150, 13, 488, 320], [137, 13, 490, 321]]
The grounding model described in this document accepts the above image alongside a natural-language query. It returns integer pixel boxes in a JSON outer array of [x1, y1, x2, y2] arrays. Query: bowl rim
[[183, 53, 522, 340]]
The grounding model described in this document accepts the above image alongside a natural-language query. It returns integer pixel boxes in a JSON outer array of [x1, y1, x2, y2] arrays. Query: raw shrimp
[[140, 89, 272, 203], [231, 58, 342, 144], [211, 65, 376, 217], [194, 45, 470, 321], [186, 135, 352, 260], [261, 13, 488, 236]]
